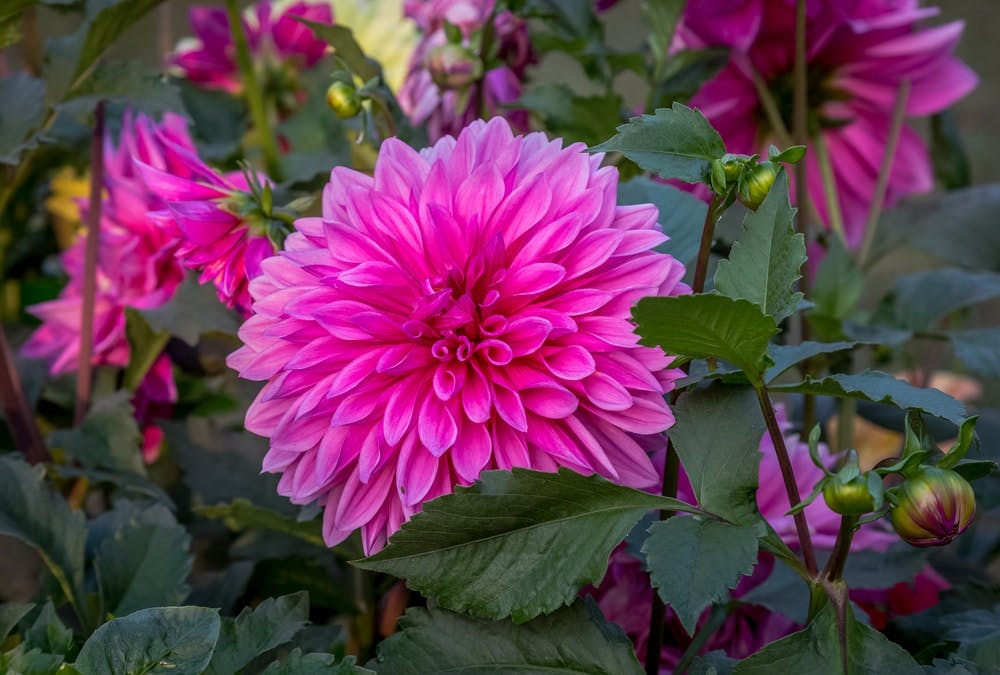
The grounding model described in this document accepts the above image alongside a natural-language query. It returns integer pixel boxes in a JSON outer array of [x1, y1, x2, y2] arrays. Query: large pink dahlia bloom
[[676, 0, 977, 247], [24, 112, 191, 460], [170, 0, 331, 95], [228, 118, 688, 554]]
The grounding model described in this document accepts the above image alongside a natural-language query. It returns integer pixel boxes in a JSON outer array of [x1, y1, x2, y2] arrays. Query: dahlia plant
[[0, 1, 999, 674]]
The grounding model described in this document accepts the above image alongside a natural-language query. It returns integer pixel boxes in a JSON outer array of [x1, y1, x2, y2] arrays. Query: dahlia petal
[[581, 372, 634, 411], [504, 262, 566, 297], [397, 435, 439, 506], [462, 365, 493, 423], [521, 385, 578, 419], [542, 344, 597, 380], [452, 421, 491, 482], [493, 383, 528, 432], [418, 395, 458, 456], [335, 463, 395, 532]]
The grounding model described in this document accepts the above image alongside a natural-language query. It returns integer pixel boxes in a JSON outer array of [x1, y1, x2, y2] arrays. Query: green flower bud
[[823, 476, 877, 516], [426, 43, 483, 90], [739, 161, 779, 210], [890, 467, 975, 547], [326, 81, 362, 118]]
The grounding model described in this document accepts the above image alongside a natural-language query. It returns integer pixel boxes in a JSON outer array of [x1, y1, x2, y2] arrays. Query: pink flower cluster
[[591, 405, 941, 669], [171, 0, 331, 95], [676, 0, 977, 247], [400, 0, 533, 141], [229, 117, 689, 554]]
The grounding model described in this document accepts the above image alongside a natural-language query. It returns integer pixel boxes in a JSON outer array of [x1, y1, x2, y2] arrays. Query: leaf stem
[[0, 327, 48, 464], [822, 515, 858, 582], [225, 0, 282, 180], [858, 80, 911, 267], [75, 101, 104, 427], [755, 385, 818, 575], [673, 603, 730, 674], [813, 133, 846, 245]]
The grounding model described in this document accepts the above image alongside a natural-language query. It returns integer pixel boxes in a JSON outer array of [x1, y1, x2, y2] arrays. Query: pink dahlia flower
[[24, 112, 190, 460], [138, 138, 275, 317], [171, 0, 331, 95], [675, 0, 977, 247], [228, 118, 689, 554], [400, 0, 533, 141]]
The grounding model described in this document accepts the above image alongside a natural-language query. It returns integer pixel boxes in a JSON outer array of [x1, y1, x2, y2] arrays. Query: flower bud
[[326, 81, 362, 118], [739, 161, 779, 210], [890, 467, 975, 547], [426, 43, 483, 91], [823, 477, 876, 516]]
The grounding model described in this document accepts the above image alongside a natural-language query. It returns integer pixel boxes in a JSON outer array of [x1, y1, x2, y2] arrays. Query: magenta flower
[[400, 0, 533, 140], [228, 118, 688, 554], [675, 0, 977, 247], [138, 139, 275, 317], [24, 113, 190, 459], [171, 0, 331, 95]]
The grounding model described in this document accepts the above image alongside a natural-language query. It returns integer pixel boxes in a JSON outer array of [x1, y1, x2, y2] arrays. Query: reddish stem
[[0, 328, 48, 464]]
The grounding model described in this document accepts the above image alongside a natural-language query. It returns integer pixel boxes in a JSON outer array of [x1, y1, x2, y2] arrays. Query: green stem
[[858, 80, 911, 268], [835, 398, 856, 455], [755, 385, 819, 575], [813, 132, 846, 245], [224, 0, 282, 180], [673, 604, 730, 674], [822, 515, 859, 582]]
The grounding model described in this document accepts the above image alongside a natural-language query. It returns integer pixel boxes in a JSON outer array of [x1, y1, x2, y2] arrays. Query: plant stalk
[[673, 604, 730, 674], [813, 133, 846, 245], [75, 101, 105, 427], [225, 0, 282, 180], [755, 385, 818, 575], [823, 515, 859, 582], [0, 327, 48, 464]]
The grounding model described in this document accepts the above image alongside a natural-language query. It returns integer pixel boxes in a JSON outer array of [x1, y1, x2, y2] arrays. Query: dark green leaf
[[0, 73, 46, 164], [633, 294, 778, 384], [123, 308, 170, 392], [947, 329, 1000, 379], [943, 607, 1000, 668], [24, 601, 73, 656], [264, 650, 372, 674], [617, 176, 707, 271], [841, 546, 929, 591], [771, 371, 966, 426], [0, 643, 65, 674], [715, 170, 805, 323], [295, 19, 378, 81], [643, 0, 686, 80], [810, 235, 862, 322], [737, 559, 810, 624], [48, 391, 145, 475], [518, 84, 623, 147], [0, 602, 34, 641], [92, 502, 191, 617], [651, 48, 729, 109], [690, 651, 738, 675], [141, 275, 241, 345], [0, 455, 86, 613], [205, 592, 309, 675], [668, 385, 763, 524], [931, 110, 971, 190], [766, 341, 861, 382], [368, 601, 643, 674], [951, 460, 997, 482], [643, 518, 758, 633], [57, 60, 183, 120], [354, 468, 702, 623], [892, 269, 1000, 331], [75, 606, 220, 675], [176, 80, 246, 161], [592, 103, 726, 184], [49, 464, 172, 505], [733, 602, 921, 674], [195, 498, 326, 548]]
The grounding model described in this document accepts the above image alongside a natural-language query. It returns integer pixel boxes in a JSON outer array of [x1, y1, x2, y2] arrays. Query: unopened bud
[[326, 81, 362, 118], [427, 43, 483, 91], [823, 476, 876, 516], [739, 161, 779, 210], [890, 467, 975, 547]]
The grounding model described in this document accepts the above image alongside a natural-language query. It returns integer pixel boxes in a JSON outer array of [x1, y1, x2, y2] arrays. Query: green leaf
[[931, 110, 971, 190], [48, 391, 145, 475], [368, 601, 644, 674], [354, 468, 702, 623], [633, 294, 778, 384], [810, 235, 862, 325], [947, 328, 1000, 380], [942, 608, 1000, 669], [0, 602, 34, 641], [650, 48, 729, 109], [0, 73, 46, 165], [765, 341, 861, 382], [264, 650, 372, 674], [123, 308, 170, 392], [195, 498, 326, 549], [691, 652, 738, 675], [0, 455, 86, 615], [643, 518, 759, 633], [205, 592, 310, 675], [57, 60, 183, 121], [643, 0, 686, 80], [74, 606, 221, 675], [669, 385, 763, 524], [518, 84, 623, 147], [891, 269, 1000, 331], [733, 601, 921, 674], [951, 460, 997, 482], [92, 502, 192, 617], [141, 274, 241, 345], [715, 170, 804, 323], [176, 80, 246, 161], [617, 176, 707, 270], [0, 643, 65, 675], [771, 371, 966, 426], [24, 601, 73, 656], [295, 19, 378, 81], [592, 102, 726, 184]]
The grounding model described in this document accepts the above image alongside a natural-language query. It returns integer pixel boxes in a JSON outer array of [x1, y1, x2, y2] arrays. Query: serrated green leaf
[[92, 502, 192, 617], [195, 498, 326, 548], [48, 391, 145, 475], [668, 385, 764, 524], [715, 170, 805, 323], [354, 468, 703, 623], [733, 601, 921, 674], [0, 455, 86, 617], [633, 294, 778, 384], [368, 601, 643, 674], [891, 269, 1000, 331], [770, 371, 966, 426], [24, 602, 73, 657], [140, 275, 241, 345], [592, 102, 726, 184], [765, 341, 861, 382], [643, 518, 758, 633], [0, 73, 46, 164], [205, 592, 309, 675], [264, 650, 372, 674], [617, 175, 707, 271], [74, 606, 220, 675]]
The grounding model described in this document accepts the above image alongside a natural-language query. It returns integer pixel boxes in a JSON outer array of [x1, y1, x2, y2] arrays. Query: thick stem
[[692, 195, 724, 294], [858, 80, 911, 267], [75, 101, 105, 426], [0, 327, 48, 464], [225, 0, 282, 180], [755, 385, 818, 575], [823, 516, 859, 582]]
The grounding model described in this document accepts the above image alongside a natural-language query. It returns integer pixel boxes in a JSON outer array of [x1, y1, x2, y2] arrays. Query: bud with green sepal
[[889, 466, 975, 547], [787, 427, 884, 518], [326, 78, 363, 118]]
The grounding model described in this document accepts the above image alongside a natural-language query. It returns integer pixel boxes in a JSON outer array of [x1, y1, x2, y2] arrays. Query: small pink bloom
[[171, 0, 332, 94], [675, 0, 977, 247], [228, 118, 688, 554]]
